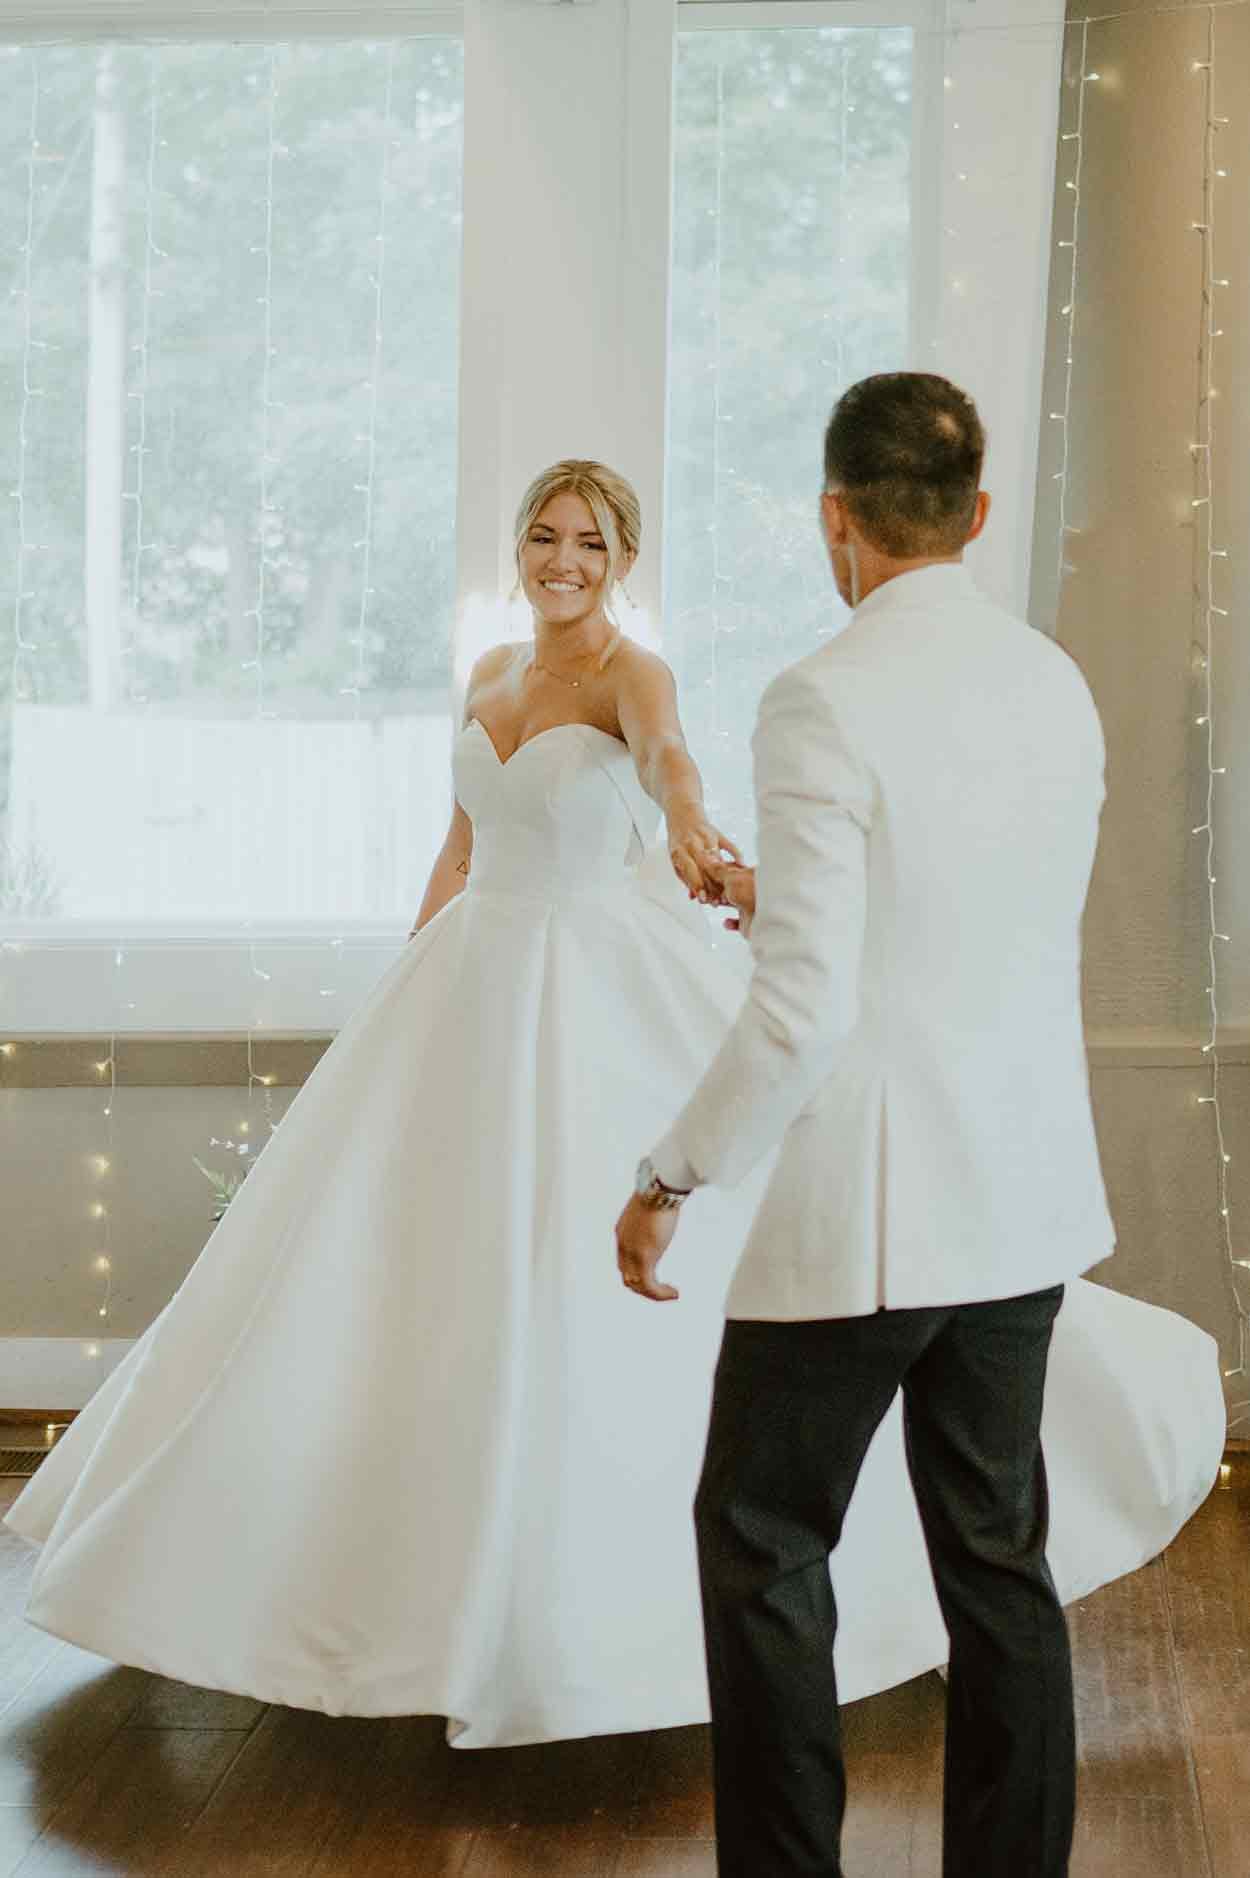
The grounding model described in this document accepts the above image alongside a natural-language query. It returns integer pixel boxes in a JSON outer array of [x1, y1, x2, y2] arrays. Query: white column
[[455, 0, 676, 664], [925, 0, 1065, 621]]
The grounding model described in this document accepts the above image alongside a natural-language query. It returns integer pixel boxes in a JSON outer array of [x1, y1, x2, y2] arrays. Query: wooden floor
[[0, 1456, 1243, 1878]]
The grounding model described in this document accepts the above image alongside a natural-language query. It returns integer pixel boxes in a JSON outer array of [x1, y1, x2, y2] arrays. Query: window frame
[[0, 5, 463, 41]]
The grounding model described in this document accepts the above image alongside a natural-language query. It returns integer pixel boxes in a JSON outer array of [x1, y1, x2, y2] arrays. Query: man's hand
[[703, 859, 757, 937], [615, 1195, 682, 1302]]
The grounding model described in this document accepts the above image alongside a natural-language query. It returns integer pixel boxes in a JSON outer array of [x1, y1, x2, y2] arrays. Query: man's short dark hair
[[822, 373, 986, 559]]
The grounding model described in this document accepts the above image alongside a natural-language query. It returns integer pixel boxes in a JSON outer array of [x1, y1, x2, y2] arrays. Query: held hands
[[667, 811, 744, 905], [702, 857, 757, 938]]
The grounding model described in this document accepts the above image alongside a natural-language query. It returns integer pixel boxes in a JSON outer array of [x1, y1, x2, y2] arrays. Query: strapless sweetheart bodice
[[453, 718, 660, 900]]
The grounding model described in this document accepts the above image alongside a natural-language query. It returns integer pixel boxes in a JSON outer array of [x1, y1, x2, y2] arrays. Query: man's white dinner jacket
[[652, 562, 1116, 1320]]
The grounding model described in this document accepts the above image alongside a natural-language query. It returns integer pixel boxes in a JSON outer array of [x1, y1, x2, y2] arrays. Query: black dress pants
[[694, 1285, 1073, 1878]]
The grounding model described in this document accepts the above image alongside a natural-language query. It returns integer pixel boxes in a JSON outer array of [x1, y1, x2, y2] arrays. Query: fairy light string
[[1048, 18, 1094, 589], [243, 44, 281, 1140], [344, 41, 396, 723], [8, 57, 113, 1353], [1185, 6, 1246, 1417], [325, 41, 398, 1005], [811, 37, 853, 654], [93, 47, 167, 1336], [9, 52, 41, 723], [710, 34, 727, 750], [1046, 8, 1243, 1419], [6, 57, 68, 1330]]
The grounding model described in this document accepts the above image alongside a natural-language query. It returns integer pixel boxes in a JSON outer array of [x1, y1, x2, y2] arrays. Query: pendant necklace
[[527, 627, 622, 690]]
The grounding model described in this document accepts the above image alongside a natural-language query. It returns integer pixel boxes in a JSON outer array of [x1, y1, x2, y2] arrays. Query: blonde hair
[[512, 459, 641, 626]]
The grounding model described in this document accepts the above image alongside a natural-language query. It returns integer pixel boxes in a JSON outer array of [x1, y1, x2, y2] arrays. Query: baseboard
[[0, 1338, 134, 1410]]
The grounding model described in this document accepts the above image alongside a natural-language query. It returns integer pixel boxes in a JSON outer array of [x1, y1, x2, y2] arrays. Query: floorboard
[[11, 1727, 247, 1878], [0, 1456, 1241, 1875]]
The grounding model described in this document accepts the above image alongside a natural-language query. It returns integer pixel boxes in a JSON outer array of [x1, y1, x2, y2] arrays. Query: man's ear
[[821, 488, 849, 547], [966, 490, 991, 543]]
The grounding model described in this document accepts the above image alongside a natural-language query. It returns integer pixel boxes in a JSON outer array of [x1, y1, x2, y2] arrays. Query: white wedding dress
[[6, 718, 1225, 1748]]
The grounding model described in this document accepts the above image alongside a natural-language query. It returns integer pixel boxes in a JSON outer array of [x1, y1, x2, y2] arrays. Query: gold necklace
[[526, 628, 621, 691]]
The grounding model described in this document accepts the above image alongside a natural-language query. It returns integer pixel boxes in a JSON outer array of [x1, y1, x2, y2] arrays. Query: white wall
[[0, 1083, 297, 1406], [4, 1053, 1245, 1408]]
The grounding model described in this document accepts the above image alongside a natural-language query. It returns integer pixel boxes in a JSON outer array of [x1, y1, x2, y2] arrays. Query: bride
[[6, 458, 1223, 1750]]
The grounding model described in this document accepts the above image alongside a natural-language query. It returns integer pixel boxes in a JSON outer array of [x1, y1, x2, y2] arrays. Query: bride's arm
[[409, 797, 474, 937], [615, 647, 742, 901], [408, 647, 510, 936]]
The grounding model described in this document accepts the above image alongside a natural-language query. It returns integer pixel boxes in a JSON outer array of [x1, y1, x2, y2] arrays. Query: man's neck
[[853, 550, 965, 608]]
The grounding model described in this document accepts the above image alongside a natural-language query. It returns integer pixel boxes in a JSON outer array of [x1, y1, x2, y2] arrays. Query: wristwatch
[[635, 1155, 691, 1211]]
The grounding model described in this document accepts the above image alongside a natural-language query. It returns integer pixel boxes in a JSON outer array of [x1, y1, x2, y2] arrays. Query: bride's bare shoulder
[[609, 638, 686, 741], [471, 641, 524, 678], [611, 636, 676, 689], [465, 641, 524, 697]]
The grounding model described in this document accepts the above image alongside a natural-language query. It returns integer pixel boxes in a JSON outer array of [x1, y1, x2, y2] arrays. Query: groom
[[614, 372, 1113, 1877]]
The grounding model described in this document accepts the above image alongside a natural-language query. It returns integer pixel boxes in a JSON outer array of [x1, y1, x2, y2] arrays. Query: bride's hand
[[667, 812, 743, 904]]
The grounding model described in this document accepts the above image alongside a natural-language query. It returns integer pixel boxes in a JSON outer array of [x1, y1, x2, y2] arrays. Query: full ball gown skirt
[[6, 720, 1225, 1748]]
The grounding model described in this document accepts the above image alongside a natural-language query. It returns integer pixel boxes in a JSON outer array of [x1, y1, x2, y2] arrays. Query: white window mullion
[[454, 0, 676, 670]]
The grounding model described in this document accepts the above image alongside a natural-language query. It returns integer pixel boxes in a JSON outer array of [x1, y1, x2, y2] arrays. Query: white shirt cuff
[[650, 1133, 702, 1194]]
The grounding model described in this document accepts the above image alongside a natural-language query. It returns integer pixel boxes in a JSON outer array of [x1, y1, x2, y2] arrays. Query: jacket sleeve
[[651, 662, 874, 1190]]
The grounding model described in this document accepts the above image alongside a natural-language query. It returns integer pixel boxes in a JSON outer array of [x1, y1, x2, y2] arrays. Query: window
[[1, 0, 1060, 1031], [666, 11, 921, 847], [1, 37, 463, 935]]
